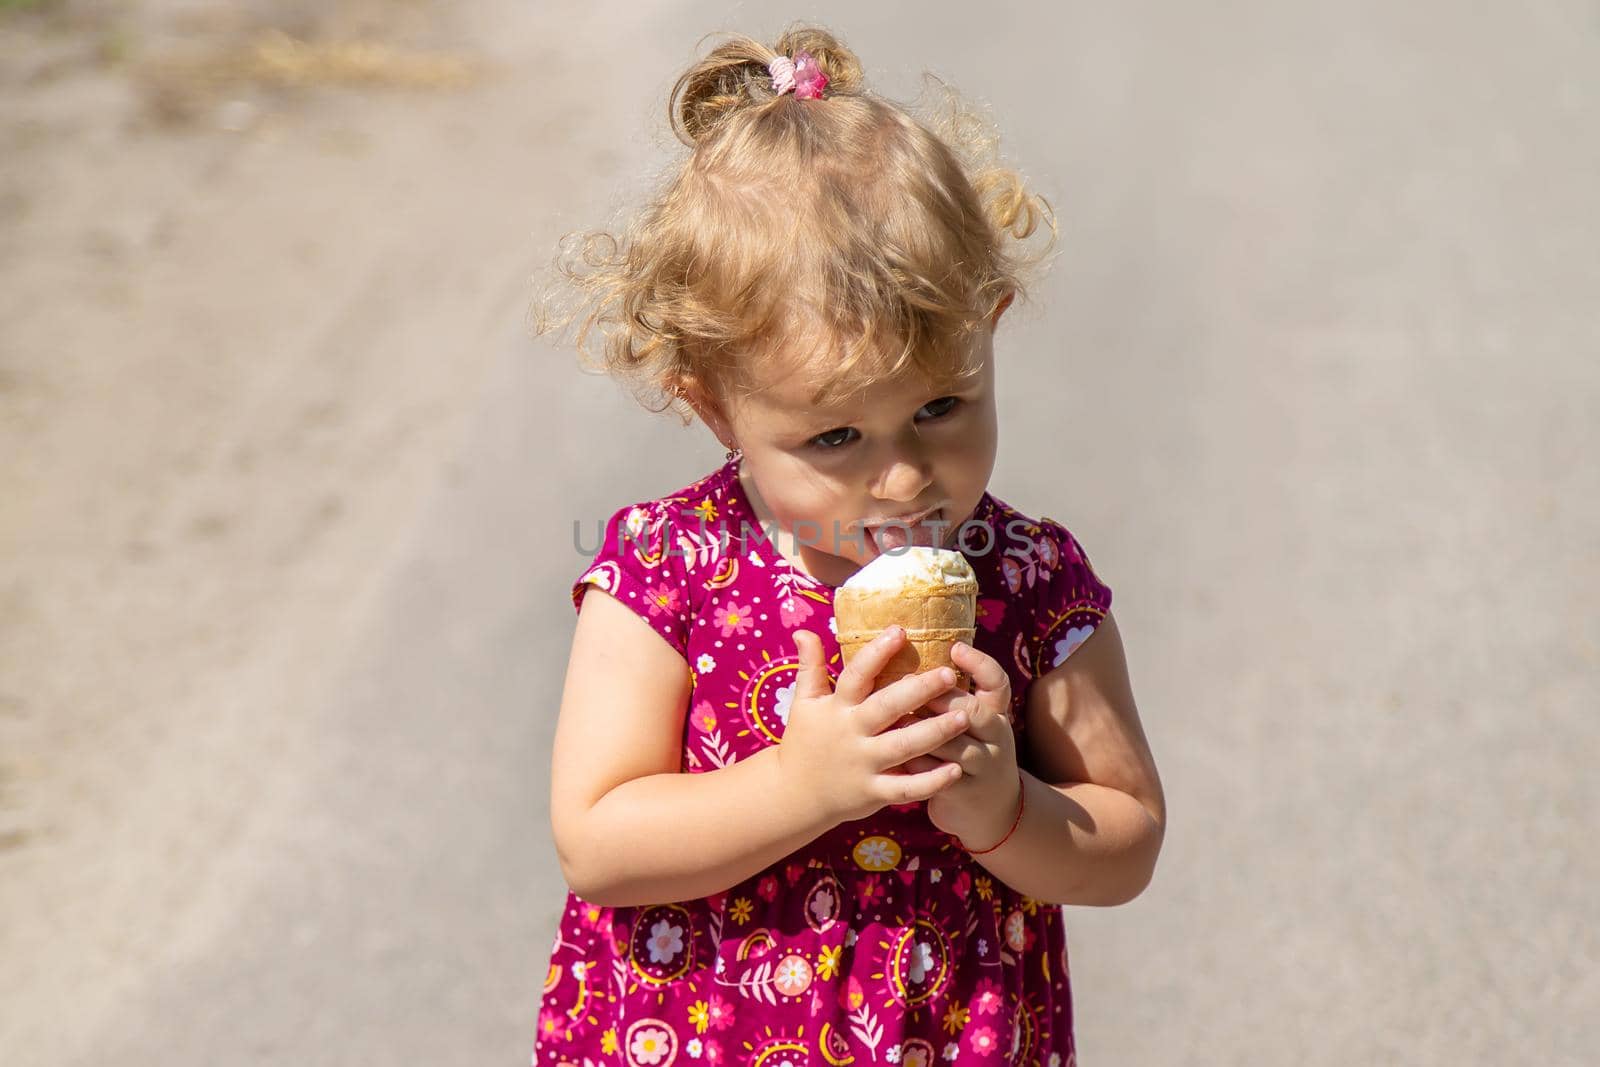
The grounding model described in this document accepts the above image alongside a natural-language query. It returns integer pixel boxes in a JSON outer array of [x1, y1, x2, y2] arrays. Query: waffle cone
[[834, 577, 978, 713]]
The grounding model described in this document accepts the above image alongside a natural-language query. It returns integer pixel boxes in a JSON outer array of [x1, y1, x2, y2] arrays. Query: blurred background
[[1, 1, 1595, 1063]]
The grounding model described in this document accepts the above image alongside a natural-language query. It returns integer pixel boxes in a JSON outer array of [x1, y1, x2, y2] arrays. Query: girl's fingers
[[885, 761, 962, 805], [877, 705, 970, 769], [860, 667, 962, 734], [920, 689, 974, 718], [950, 642, 1012, 732], [930, 735, 980, 764], [834, 626, 909, 706], [950, 640, 1007, 692], [791, 629, 833, 701]]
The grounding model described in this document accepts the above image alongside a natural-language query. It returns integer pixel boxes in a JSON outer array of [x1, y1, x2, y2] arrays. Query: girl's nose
[[875, 456, 933, 504]]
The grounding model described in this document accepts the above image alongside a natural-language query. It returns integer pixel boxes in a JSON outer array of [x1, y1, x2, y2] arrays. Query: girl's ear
[[991, 291, 1016, 327], [675, 376, 737, 451]]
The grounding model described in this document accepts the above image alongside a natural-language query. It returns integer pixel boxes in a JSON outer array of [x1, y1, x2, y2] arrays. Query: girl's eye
[[811, 427, 856, 450], [807, 398, 962, 451]]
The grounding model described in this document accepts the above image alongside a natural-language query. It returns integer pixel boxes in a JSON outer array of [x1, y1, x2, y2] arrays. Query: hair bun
[[669, 26, 866, 146]]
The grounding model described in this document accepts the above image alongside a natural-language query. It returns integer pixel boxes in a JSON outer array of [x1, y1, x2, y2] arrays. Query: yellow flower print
[[687, 999, 711, 1035], [942, 1002, 970, 1035], [816, 944, 843, 981], [975, 875, 994, 902], [729, 896, 754, 924], [693, 498, 718, 523], [1019, 897, 1040, 916], [601, 1028, 619, 1055]]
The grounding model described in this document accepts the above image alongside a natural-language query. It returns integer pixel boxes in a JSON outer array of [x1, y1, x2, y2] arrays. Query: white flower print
[[647, 919, 684, 964], [856, 838, 896, 868], [845, 928, 859, 948], [944, 1043, 960, 1061], [886, 1045, 903, 1064], [582, 567, 614, 593], [630, 1025, 672, 1065], [688, 1038, 704, 1058], [827, 615, 837, 636], [907, 941, 935, 984], [774, 680, 795, 725], [624, 506, 650, 539], [715, 954, 727, 975], [775, 955, 811, 990], [977, 937, 988, 957], [1051, 625, 1095, 668], [1049, 1054, 1062, 1067], [1006, 909, 1027, 952], [569, 960, 588, 981], [809, 887, 836, 925], [929, 868, 942, 883], [696, 653, 717, 674]]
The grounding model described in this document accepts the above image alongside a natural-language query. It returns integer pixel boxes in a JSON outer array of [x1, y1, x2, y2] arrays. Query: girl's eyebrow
[[766, 392, 860, 426], [781, 410, 855, 436], [798, 402, 857, 422]]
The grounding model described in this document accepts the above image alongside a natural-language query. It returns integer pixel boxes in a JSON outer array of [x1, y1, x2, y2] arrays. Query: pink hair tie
[[769, 49, 828, 100], [768, 55, 796, 95]]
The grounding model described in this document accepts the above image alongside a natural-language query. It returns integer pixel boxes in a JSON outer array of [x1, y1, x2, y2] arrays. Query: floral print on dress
[[544, 454, 1112, 1065]]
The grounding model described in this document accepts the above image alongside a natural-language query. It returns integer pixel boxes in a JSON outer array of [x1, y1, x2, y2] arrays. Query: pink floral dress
[[534, 454, 1112, 1067]]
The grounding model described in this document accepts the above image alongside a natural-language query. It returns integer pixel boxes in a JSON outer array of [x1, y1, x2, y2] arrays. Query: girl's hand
[[902, 641, 1022, 851], [783, 626, 971, 826]]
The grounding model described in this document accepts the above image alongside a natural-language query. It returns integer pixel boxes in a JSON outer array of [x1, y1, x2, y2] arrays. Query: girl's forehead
[[728, 327, 989, 422], [745, 361, 926, 414], [737, 369, 954, 434]]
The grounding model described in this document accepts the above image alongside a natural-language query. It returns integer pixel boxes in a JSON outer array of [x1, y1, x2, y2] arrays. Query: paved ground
[[1, 1, 1595, 1064]]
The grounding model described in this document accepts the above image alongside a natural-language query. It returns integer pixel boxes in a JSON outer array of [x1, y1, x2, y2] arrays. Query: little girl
[[532, 25, 1165, 1067]]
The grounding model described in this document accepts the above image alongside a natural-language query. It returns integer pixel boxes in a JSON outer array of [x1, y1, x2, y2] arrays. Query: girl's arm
[[1001, 609, 1166, 906], [550, 587, 835, 908]]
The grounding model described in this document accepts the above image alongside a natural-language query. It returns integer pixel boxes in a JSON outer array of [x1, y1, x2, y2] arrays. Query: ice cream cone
[[834, 548, 978, 714]]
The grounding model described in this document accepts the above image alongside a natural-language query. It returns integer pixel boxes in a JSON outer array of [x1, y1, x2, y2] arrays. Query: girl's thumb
[[792, 629, 831, 700]]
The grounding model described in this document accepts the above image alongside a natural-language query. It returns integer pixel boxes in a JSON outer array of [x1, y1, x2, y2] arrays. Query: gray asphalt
[[64, 1, 1600, 1064]]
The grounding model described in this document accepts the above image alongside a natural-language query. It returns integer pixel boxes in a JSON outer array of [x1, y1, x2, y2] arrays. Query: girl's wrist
[[962, 770, 1025, 855]]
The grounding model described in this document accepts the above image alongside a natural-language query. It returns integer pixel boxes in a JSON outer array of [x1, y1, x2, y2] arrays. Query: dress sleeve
[[1028, 517, 1114, 676], [572, 499, 693, 660]]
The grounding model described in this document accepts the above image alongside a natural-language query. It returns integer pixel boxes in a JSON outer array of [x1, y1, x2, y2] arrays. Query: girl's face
[[700, 312, 1004, 588]]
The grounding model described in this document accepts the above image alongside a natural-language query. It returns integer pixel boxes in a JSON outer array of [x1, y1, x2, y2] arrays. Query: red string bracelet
[[965, 771, 1025, 855]]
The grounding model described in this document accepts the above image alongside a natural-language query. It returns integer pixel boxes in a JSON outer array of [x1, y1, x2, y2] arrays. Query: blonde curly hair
[[531, 24, 1058, 426]]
